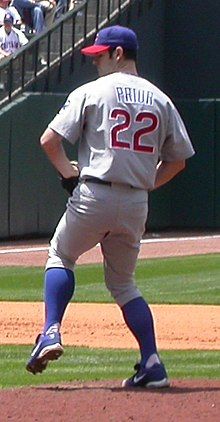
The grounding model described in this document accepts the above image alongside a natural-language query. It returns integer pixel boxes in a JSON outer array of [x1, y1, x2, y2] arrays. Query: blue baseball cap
[[4, 12, 13, 24], [81, 25, 138, 56]]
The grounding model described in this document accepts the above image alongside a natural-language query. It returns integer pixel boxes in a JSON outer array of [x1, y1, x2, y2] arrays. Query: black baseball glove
[[59, 161, 80, 195], [60, 174, 79, 195]]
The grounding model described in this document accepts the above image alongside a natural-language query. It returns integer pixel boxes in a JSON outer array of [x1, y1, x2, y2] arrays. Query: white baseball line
[[0, 234, 220, 255], [0, 246, 48, 254]]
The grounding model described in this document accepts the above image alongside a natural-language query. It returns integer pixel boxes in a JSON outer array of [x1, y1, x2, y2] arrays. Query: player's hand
[[59, 161, 80, 195]]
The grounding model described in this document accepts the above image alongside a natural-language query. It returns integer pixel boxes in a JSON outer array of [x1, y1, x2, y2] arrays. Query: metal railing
[[0, 0, 137, 108]]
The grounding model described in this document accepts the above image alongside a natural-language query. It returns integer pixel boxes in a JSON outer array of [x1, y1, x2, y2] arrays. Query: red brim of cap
[[81, 45, 110, 56]]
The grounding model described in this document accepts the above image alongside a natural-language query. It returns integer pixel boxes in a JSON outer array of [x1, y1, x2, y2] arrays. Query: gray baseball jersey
[[0, 26, 28, 54], [49, 72, 195, 190]]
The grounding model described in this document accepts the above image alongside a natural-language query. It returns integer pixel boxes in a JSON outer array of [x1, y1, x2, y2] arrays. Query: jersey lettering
[[111, 109, 131, 149], [115, 87, 154, 106], [134, 112, 158, 153], [110, 108, 158, 153]]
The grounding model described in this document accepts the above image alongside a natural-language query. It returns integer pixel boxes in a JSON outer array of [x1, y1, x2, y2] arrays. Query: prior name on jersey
[[115, 86, 154, 106]]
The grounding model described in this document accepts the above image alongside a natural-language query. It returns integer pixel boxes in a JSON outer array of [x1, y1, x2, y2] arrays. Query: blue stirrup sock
[[121, 297, 158, 367], [43, 267, 75, 334]]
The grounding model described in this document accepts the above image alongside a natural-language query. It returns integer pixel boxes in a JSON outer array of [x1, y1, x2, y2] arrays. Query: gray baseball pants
[[46, 181, 148, 307]]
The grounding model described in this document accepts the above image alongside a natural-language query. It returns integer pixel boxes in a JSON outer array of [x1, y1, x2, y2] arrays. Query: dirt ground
[[0, 232, 219, 421], [1, 302, 219, 350]]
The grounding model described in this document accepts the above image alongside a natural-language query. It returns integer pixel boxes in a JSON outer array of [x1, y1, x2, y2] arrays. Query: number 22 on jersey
[[110, 108, 158, 153]]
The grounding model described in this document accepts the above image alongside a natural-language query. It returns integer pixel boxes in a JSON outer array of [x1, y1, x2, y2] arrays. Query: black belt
[[83, 177, 112, 186]]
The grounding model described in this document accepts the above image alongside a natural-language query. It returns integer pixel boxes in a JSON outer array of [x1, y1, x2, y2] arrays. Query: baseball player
[[26, 25, 195, 388], [0, 12, 28, 59]]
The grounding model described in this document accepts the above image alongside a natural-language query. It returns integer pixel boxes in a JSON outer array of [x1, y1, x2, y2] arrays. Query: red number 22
[[110, 108, 158, 153]]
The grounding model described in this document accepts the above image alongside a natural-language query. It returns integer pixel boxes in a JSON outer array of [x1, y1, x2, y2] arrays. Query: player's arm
[[40, 128, 78, 178], [153, 159, 185, 190]]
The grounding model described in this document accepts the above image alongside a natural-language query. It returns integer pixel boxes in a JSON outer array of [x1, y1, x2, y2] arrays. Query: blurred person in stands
[[68, 0, 83, 11], [0, 11, 28, 58], [54, 0, 67, 20], [12, 0, 56, 34], [0, 0, 22, 26], [35, 0, 56, 28]]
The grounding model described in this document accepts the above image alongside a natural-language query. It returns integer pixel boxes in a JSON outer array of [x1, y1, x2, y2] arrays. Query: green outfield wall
[[0, 94, 219, 239]]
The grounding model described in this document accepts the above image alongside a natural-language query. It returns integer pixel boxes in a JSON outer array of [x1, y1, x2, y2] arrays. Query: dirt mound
[[1, 380, 219, 421]]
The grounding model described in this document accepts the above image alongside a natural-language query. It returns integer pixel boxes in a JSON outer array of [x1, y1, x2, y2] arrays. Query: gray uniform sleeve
[[48, 87, 86, 144], [160, 101, 195, 161]]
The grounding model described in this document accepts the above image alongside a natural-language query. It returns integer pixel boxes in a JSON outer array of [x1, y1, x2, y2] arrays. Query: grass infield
[[0, 254, 219, 304], [0, 255, 219, 389], [0, 346, 219, 389]]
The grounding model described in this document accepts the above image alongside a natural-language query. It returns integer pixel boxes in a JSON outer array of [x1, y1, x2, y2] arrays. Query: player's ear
[[115, 46, 124, 61]]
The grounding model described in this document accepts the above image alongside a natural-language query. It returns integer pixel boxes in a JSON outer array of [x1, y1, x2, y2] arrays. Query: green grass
[[0, 345, 219, 389], [0, 255, 219, 389], [0, 267, 44, 301], [0, 254, 220, 304]]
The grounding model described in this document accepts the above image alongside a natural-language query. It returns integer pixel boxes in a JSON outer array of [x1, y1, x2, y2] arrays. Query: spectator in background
[[0, 0, 22, 26], [12, 0, 46, 33], [54, 0, 67, 20], [0, 11, 28, 58], [35, 0, 56, 28], [12, 0, 57, 33], [68, 0, 82, 11]]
